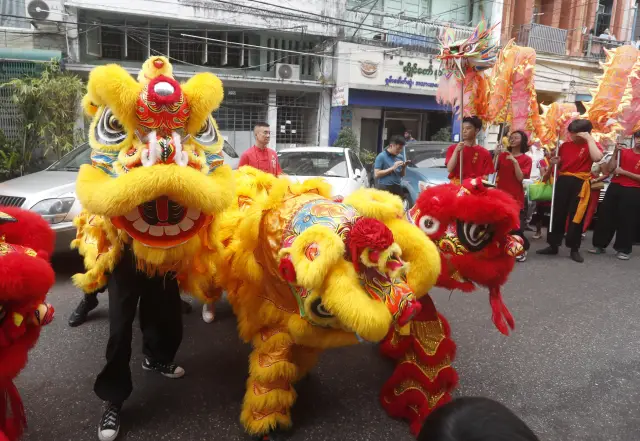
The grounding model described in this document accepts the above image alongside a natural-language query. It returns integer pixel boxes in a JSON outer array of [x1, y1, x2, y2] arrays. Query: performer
[[238, 122, 283, 176], [71, 57, 234, 441], [0, 207, 55, 441], [495, 130, 532, 262], [446, 116, 495, 184], [590, 132, 640, 259], [537, 119, 603, 262]]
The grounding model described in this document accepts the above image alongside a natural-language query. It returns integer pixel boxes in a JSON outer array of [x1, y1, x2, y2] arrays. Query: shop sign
[[384, 58, 444, 90], [332, 86, 349, 107]]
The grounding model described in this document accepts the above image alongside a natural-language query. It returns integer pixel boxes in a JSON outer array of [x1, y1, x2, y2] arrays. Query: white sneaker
[[202, 303, 215, 323], [516, 251, 527, 262], [617, 252, 630, 261]]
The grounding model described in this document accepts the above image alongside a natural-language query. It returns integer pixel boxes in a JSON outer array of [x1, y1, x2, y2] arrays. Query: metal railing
[[583, 35, 627, 60], [518, 23, 567, 56]]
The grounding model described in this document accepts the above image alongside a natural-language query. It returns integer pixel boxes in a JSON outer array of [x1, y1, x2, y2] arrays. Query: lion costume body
[[214, 167, 442, 439], [0, 207, 55, 441]]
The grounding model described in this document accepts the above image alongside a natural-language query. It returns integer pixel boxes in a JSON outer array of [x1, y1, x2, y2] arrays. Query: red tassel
[[489, 286, 515, 336]]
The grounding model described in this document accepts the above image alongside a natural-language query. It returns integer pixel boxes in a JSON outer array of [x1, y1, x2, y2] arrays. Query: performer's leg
[[564, 177, 587, 253], [139, 273, 184, 376], [93, 256, 141, 405], [592, 183, 620, 251], [292, 345, 321, 383], [613, 186, 640, 256], [241, 328, 297, 437], [68, 291, 100, 327], [543, 177, 571, 251]]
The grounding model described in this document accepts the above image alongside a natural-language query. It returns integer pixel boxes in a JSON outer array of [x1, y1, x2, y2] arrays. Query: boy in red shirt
[[238, 122, 283, 176], [537, 119, 603, 262], [496, 130, 533, 261], [590, 131, 640, 260], [446, 116, 495, 184]]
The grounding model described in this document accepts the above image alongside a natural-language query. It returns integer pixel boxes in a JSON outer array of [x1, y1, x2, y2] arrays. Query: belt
[[559, 171, 591, 224]]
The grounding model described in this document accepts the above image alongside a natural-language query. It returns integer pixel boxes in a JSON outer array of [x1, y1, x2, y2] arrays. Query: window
[[348, 150, 364, 174], [278, 151, 348, 178], [48, 143, 91, 171]]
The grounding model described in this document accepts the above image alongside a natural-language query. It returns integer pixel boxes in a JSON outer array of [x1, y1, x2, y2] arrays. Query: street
[[17, 235, 640, 441]]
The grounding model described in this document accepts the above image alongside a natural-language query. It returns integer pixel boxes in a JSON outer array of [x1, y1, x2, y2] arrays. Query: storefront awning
[[0, 48, 62, 62]]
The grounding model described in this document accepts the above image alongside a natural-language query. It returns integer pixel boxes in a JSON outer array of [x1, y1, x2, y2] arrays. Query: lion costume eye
[[194, 115, 219, 147], [418, 215, 440, 235], [95, 107, 127, 145], [310, 297, 334, 318], [457, 220, 494, 251]]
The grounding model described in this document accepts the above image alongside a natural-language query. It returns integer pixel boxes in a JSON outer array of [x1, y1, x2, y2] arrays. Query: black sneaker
[[142, 358, 185, 379], [570, 250, 584, 263], [98, 402, 121, 441], [68, 294, 99, 327], [536, 246, 558, 255]]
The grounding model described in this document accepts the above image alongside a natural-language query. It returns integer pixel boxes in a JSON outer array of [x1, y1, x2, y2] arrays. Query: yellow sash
[[559, 171, 591, 224]]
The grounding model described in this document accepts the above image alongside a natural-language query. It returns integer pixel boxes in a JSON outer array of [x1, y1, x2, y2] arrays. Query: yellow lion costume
[[72, 56, 232, 298], [215, 167, 441, 439]]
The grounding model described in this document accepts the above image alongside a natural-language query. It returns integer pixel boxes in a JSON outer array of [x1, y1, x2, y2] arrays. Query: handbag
[[528, 182, 553, 201]]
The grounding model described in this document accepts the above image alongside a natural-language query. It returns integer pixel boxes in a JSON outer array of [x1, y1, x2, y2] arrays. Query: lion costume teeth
[[72, 56, 233, 300]]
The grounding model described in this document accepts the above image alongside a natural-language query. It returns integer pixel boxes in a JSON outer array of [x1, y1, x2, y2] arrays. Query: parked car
[[0, 140, 240, 254], [277, 147, 369, 197], [400, 142, 451, 210]]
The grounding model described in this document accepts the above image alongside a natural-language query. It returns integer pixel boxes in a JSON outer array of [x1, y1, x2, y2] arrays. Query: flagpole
[[458, 73, 465, 182], [492, 123, 504, 185], [548, 139, 561, 233]]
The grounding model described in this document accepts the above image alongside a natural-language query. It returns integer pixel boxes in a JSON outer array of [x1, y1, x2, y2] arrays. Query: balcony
[[517, 23, 568, 56]]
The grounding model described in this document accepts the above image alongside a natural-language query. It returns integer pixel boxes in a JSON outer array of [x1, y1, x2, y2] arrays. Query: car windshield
[[405, 146, 448, 168], [278, 150, 348, 178], [48, 143, 91, 171]]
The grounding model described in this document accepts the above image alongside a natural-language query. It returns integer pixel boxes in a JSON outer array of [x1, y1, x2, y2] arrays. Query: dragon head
[[437, 18, 499, 77], [0, 207, 55, 441], [408, 179, 522, 335], [76, 56, 233, 266]]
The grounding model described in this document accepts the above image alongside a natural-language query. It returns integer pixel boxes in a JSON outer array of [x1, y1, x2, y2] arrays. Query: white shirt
[[526, 146, 545, 180]]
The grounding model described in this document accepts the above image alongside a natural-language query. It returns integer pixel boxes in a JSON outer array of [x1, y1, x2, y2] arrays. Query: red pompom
[[278, 255, 296, 283], [347, 217, 394, 271]]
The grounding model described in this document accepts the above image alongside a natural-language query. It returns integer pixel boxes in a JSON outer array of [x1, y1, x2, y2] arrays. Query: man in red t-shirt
[[446, 116, 495, 183], [238, 122, 283, 176], [537, 119, 603, 262], [590, 131, 640, 260], [496, 130, 533, 261]]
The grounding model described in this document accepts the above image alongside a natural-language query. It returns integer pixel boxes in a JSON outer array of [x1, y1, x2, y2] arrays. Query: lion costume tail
[[379, 295, 458, 435], [0, 380, 27, 441]]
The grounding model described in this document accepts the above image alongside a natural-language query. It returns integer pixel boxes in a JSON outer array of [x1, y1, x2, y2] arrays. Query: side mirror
[[354, 168, 362, 179]]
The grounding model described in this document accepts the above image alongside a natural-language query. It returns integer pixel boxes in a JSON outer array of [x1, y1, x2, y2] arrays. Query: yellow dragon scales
[[214, 167, 441, 439], [72, 56, 233, 300]]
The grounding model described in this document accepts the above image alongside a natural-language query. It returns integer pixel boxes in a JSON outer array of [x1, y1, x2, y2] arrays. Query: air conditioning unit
[[25, 0, 64, 32], [276, 63, 301, 81]]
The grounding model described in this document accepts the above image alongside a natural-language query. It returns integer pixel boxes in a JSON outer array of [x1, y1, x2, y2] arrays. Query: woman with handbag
[[531, 151, 552, 240], [495, 130, 532, 261]]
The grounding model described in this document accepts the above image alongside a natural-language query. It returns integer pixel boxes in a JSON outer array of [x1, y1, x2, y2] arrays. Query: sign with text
[[332, 85, 349, 107]]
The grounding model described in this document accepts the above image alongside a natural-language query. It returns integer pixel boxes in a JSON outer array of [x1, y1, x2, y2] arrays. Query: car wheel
[[402, 192, 413, 211]]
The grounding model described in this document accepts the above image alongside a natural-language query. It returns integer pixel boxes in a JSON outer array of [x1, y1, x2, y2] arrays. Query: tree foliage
[[333, 127, 359, 151], [432, 126, 452, 142], [0, 59, 85, 177]]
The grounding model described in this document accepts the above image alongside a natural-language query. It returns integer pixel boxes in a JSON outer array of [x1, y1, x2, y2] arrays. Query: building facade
[[1, 0, 340, 152]]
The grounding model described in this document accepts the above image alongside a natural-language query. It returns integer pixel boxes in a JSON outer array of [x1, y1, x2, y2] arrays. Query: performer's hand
[[456, 142, 465, 152], [614, 167, 626, 176], [550, 156, 561, 165], [576, 132, 593, 142]]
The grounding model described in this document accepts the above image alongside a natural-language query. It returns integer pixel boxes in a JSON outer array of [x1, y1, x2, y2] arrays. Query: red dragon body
[[0, 207, 55, 441]]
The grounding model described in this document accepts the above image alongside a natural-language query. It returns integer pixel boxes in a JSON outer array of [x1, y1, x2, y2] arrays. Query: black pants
[[94, 249, 183, 404], [510, 209, 531, 252], [592, 183, 640, 254], [377, 183, 403, 198], [547, 175, 588, 251]]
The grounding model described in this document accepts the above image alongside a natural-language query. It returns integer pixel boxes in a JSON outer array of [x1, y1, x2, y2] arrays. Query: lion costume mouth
[[111, 196, 210, 248]]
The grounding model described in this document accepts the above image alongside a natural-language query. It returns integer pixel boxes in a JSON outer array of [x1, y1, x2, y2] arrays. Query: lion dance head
[[408, 178, 523, 335], [73, 57, 233, 296], [0, 207, 55, 441]]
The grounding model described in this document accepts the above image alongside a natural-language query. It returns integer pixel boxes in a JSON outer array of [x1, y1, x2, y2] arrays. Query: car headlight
[[30, 198, 75, 224], [418, 180, 434, 191]]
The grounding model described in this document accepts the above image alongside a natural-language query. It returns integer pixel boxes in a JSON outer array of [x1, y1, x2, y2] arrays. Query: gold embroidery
[[253, 378, 291, 395], [258, 348, 291, 368], [410, 319, 446, 356], [251, 408, 287, 421]]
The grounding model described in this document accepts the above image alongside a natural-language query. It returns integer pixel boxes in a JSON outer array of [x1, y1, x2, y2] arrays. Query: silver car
[[0, 140, 240, 254]]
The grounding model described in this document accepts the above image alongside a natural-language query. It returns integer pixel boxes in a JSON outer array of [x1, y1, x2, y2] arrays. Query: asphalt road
[[17, 235, 640, 441]]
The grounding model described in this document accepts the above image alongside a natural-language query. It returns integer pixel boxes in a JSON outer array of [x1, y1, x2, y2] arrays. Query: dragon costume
[[358, 179, 523, 436], [214, 167, 441, 440], [0, 207, 55, 441], [71, 56, 233, 300]]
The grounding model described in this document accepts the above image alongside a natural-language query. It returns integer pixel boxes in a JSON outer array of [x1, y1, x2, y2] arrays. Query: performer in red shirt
[[238, 122, 283, 176], [446, 116, 495, 183], [496, 130, 532, 262], [590, 131, 640, 260], [537, 119, 603, 263]]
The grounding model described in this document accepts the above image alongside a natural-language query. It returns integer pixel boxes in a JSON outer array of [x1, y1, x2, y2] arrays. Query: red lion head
[[0, 207, 55, 441], [408, 179, 523, 335]]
